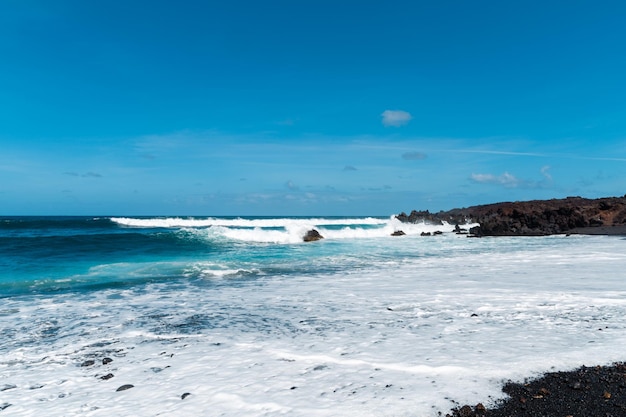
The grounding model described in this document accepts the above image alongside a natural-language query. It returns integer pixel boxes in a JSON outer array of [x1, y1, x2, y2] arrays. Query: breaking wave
[[110, 216, 476, 244]]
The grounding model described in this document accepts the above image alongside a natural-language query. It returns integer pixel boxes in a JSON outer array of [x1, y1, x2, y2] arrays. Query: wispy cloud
[[343, 165, 357, 171], [64, 171, 103, 178], [447, 149, 545, 157], [470, 167, 552, 189], [381, 110, 412, 127], [470, 172, 521, 188], [402, 152, 427, 160], [133, 130, 205, 159], [364, 185, 393, 191], [285, 180, 299, 190]]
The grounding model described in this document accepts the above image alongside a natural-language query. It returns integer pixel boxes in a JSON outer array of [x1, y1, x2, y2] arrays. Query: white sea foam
[[2, 235, 626, 416], [111, 216, 476, 244], [110, 216, 388, 228]]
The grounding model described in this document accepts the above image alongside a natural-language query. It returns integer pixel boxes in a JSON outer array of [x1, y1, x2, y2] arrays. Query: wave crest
[[111, 216, 477, 244]]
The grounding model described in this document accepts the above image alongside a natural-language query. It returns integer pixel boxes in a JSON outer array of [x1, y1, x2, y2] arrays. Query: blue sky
[[1, 1, 625, 215]]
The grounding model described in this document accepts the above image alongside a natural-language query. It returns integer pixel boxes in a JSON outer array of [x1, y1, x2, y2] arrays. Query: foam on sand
[[2, 235, 626, 416]]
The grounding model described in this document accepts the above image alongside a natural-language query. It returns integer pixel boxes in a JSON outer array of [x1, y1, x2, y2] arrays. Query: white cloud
[[470, 172, 521, 188], [470, 167, 553, 189], [285, 180, 299, 190], [381, 110, 412, 127]]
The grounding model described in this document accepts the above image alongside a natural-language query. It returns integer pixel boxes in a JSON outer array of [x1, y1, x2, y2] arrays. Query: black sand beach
[[447, 363, 626, 417]]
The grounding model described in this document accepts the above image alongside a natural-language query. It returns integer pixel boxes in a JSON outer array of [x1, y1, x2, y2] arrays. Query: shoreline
[[447, 362, 626, 417], [568, 225, 626, 236]]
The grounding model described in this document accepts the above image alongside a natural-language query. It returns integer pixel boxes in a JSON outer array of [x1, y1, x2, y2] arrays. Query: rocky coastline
[[397, 195, 626, 236]]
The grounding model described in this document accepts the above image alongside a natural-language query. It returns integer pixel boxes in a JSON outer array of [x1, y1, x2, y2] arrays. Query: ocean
[[1, 216, 626, 416]]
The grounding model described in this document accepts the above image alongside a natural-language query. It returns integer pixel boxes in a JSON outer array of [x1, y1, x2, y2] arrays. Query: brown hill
[[396, 196, 626, 236]]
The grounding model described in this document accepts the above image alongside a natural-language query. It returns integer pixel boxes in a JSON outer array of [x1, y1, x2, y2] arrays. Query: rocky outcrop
[[303, 229, 324, 242], [397, 196, 626, 236], [391, 230, 406, 236], [396, 210, 446, 225]]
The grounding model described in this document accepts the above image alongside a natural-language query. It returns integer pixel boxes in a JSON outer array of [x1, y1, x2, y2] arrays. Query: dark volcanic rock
[[102, 357, 113, 365], [398, 196, 626, 236], [116, 384, 134, 392], [454, 224, 468, 234], [396, 210, 445, 225], [391, 230, 406, 236], [303, 229, 324, 242], [447, 363, 626, 417]]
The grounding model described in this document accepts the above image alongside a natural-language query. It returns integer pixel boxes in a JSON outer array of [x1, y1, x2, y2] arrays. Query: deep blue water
[[0, 216, 395, 297]]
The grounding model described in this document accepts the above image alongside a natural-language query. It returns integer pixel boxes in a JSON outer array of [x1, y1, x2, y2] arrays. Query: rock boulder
[[303, 229, 324, 242]]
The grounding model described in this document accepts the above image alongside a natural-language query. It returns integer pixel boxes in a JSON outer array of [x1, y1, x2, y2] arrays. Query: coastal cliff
[[397, 196, 626, 236]]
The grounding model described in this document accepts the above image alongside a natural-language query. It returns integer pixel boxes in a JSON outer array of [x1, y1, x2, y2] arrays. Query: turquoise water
[[0, 216, 403, 296], [0, 215, 572, 297]]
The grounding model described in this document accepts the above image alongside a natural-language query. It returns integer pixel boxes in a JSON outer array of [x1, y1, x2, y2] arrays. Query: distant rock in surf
[[391, 230, 405, 236], [116, 384, 134, 392], [454, 224, 468, 234], [303, 229, 324, 242]]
